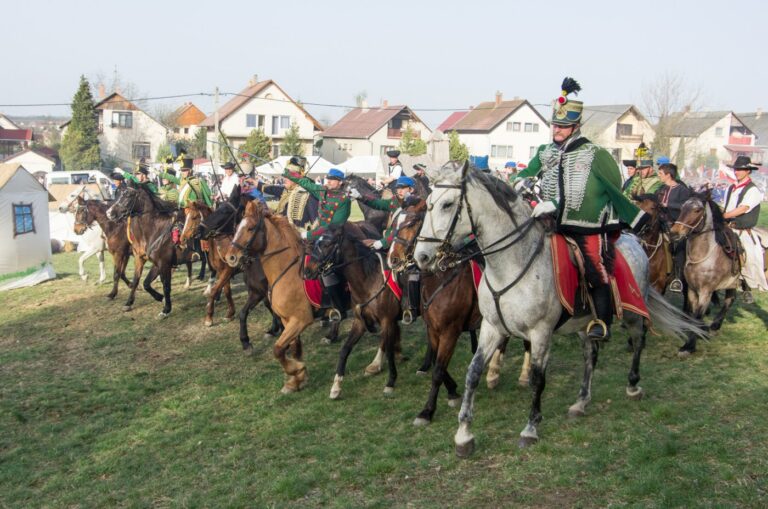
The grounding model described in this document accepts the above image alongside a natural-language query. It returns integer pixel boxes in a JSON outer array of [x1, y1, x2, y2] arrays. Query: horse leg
[[469, 329, 478, 354], [321, 317, 341, 344], [516, 329, 553, 449], [364, 345, 385, 376], [238, 289, 261, 353], [414, 326, 461, 426], [518, 339, 531, 387], [223, 280, 236, 321], [624, 313, 647, 400], [184, 261, 192, 290], [454, 322, 507, 458], [97, 250, 106, 284], [196, 240, 207, 281], [382, 320, 400, 395], [416, 325, 435, 375], [330, 318, 367, 400], [123, 257, 146, 311], [264, 300, 284, 338], [78, 250, 90, 281], [119, 251, 131, 286], [567, 332, 598, 418], [679, 288, 709, 356], [158, 264, 173, 318], [487, 336, 513, 389], [273, 320, 308, 394], [143, 265, 164, 302], [710, 288, 736, 332], [204, 266, 232, 327]]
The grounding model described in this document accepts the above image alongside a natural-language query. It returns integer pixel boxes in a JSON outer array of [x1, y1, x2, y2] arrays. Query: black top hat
[[136, 164, 149, 176], [386, 150, 400, 158], [728, 155, 757, 170], [180, 157, 194, 170], [413, 163, 426, 171], [164, 156, 175, 165], [289, 155, 307, 167], [221, 161, 235, 170]]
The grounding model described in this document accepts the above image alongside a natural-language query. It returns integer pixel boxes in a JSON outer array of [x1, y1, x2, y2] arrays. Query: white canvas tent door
[[0, 164, 56, 290]]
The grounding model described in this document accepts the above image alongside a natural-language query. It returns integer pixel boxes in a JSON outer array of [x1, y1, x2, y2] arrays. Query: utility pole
[[213, 86, 220, 169]]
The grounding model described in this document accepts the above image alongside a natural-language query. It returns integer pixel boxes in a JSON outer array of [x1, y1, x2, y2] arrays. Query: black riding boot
[[587, 284, 613, 341], [403, 273, 421, 324], [322, 271, 347, 321]]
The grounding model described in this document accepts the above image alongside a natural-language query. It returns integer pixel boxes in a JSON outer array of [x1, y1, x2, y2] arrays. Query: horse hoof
[[677, 350, 693, 359], [106, 294, 116, 300], [413, 417, 430, 427], [447, 397, 461, 408], [567, 407, 586, 419], [122, 305, 132, 312], [518, 436, 539, 449], [280, 385, 298, 395], [320, 337, 333, 345], [626, 386, 644, 400], [223, 317, 233, 323], [242, 344, 253, 356], [364, 365, 382, 376], [415, 369, 429, 376], [455, 438, 476, 458], [518, 378, 529, 388], [81, 275, 88, 282], [486, 376, 500, 390], [383, 386, 395, 396], [157, 312, 169, 320]]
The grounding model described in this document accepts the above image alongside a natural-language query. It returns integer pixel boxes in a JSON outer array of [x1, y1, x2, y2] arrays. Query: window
[[281, 116, 290, 129], [111, 111, 132, 128], [132, 142, 151, 160], [247, 114, 257, 128], [529, 146, 536, 158], [272, 144, 280, 158], [491, 145, 513, 158], [715, 127, 723, 137], [617, 123, 633, 137], [272, 116, 279, 135], [271, 115, 291, 134], [512, 122, 521, 132], [524, 122, 539, 133], [13, 203, 35, 237], [183, 127, 189, 134]]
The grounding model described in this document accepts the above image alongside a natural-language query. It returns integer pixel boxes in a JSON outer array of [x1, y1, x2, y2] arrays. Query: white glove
[[349, 188, 361, 199], [512, 178, 527, 193], [371, 240, 383, 250], [532, 200, 557, 218]]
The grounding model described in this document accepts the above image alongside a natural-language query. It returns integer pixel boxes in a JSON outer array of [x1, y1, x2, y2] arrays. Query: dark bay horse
[[302, 222, 405, 399], [106, 185, 180, 317], [670, 191, 741, 356], [225, 201, 315, 393], [72, 196, 132, 300], [634, 194, 673, 294]]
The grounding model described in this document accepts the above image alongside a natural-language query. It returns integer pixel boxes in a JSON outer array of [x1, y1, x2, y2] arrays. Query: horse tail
[[645, 288, 709, 341]]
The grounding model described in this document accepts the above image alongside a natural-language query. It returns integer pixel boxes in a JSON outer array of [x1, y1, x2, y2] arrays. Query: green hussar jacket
[[124, 173, 158, 194], [158, 184, 179, 205], [358, 195, 401, 249], [283, 171, 350, 241], [161, 172, 213, 207], [518, 138, 648, 235], [624, 174, 663, 199]]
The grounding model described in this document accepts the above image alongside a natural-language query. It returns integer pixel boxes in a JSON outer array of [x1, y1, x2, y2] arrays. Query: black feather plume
[[561, 77, 581, 96]]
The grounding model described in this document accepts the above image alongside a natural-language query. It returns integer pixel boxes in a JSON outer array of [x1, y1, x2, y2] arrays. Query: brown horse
[[73, 196, 132, 300], [106, 185, 180, 317], [302, 222, 405, 399], [634, 194, 673, 294], [670, 191, 740, 356], [225, 201, 313, 393]]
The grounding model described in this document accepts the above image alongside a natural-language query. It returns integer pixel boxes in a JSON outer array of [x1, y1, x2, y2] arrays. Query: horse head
[[414, 160, 470, 271], [225, 200, 267, 267], [181, 201, 210, 248], [73, 195, 92, 235], [107, 186, 139, 221], [303, 227, 343, 280], [670, 193, 708, 241], [388, 198, 426, 271]]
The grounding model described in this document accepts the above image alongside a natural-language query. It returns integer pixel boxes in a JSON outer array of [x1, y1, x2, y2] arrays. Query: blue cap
[[395, 176, 415, 188], [504, 161, 517, 168], [326, 168, 345, 180], [657, 156, 670, 165], [246, 188, 266, 203]]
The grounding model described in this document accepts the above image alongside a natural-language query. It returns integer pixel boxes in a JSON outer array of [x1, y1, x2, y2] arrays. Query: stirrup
[[668, 278, 683, 293], [328, 308, 342, 322], [742, 291, 754, 305], [402, 309, 414, 325], [586, 319, 610, 341]]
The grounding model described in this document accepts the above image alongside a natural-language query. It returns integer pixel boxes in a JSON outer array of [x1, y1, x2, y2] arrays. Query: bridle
[[74, 202, 94, 231], [389, 208, 425, 272], [109, 188, 141, 222], [672, 199, 709, 240]]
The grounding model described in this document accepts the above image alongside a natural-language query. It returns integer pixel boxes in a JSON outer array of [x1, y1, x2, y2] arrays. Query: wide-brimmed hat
[[326, 168, 345, 181], [551, 77, 583, 126], [728, 155, 758, 170], [412, 163, 426, 172], [221, 161, 235, 170], [111, 172, 125, 181], [386, 150, 400, 158], [395, 176, 415, 188], [622, 160, 637, 168]]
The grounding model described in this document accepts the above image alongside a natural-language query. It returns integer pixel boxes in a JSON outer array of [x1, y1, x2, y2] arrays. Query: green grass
[[1, 220, 767, 507]]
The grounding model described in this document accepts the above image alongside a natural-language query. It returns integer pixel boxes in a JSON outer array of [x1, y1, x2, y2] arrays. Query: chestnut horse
[[225, 201, 313, 393], [670, 191, 741, 356], [302, 222, 405, 399]]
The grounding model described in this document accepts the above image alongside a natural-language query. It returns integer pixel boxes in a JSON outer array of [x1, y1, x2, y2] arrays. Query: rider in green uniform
[[124, 162, 158, 194], [160, 155, 213, 208]]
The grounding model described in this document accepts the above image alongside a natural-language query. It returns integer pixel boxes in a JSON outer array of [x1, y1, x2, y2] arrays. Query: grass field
[[1, 210, 767, 507]]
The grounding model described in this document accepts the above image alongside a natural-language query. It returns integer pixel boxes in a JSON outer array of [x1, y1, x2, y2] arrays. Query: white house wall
[[670, 114, 733, 168], [321, 119, 432, 165], [3, 152, 55, 174], [589, 113, 656, 163], [99, 108, 168, 163]]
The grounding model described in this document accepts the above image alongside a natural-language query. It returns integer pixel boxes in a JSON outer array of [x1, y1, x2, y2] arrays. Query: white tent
[[0, 164, 56, 291], [337, 156, 384, 179], [254, 156, 336, 177]]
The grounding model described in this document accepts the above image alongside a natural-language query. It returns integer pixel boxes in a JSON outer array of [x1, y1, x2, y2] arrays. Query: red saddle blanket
[[550, 234, 649, 320], [385, 259, 483, 300], [302, 256, 323, 308]]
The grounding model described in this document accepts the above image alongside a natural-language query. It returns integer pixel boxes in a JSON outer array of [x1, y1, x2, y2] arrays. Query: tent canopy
[[254, 156, 335, 177]]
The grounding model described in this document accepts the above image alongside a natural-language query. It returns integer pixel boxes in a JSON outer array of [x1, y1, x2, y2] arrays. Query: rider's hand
[[362, 238, 375, 247], [513, 178, 528, 193], [371, 240, 383, 250], [349, 188, 361, 199], [532, 200, 557, 218], [302, 230, 311, 240]]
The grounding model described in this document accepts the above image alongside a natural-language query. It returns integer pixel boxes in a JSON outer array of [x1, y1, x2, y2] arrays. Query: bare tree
[[641, 72, 704, 167]]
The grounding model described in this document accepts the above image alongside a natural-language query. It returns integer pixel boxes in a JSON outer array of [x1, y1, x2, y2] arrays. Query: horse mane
[[344, 174, 378, 194], [342, 222, 380, 277], [635, 193, 660, 205], [263, 208, 302, 254], [138, 186, 177, 216], [465, 168, 520, 219]]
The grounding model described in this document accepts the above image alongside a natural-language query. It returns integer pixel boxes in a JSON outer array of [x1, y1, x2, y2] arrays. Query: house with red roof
[[0, 127, 33, 159], [200, 76, 323, 160], [668, 110, 757, 170], [320, 101, 431, 164], [169, 102, 207, 140], [436, 93, 549, 170]]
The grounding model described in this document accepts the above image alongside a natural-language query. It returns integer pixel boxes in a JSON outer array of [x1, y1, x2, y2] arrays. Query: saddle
[[715, 226, 745, 274], [550, 234, 649, 320]]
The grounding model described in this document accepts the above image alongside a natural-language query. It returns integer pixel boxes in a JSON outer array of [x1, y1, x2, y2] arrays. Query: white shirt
[[725, 179, 764, 213], [388, 163, 403, 179], [220, 172, 240, 199]]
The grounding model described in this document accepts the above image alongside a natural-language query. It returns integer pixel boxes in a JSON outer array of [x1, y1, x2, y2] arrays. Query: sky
[[2, 0, 766, 129]]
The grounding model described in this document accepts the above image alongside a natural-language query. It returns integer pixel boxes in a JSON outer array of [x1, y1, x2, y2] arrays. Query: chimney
[[683, 104, 691, 115], [98, 83, 106, 99], [361, 99, 369, 112], [757, 108, 763, 120], [495, 91, 502, 107], [381, 99, 388, 109], [248, 74, 259, 87]]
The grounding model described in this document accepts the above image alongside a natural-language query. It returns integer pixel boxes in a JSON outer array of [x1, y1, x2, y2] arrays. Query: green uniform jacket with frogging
[[282, 171, 351, 241]]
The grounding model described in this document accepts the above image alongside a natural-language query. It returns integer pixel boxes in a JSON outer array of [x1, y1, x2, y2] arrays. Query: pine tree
[[448, 130, 469, 162], [60, 75, 101, 171], [398, 126, 427, 156], [192, 128, 207, 158], [280, 123, 305, 157], [241, 128, 272, 163]]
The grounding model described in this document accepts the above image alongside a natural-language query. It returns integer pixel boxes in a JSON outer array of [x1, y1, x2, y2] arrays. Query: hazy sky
[[3, 0, 766, 128]]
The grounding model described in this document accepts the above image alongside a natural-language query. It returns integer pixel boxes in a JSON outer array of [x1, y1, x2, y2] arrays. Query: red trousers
[[574, 231, 619, 287]]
